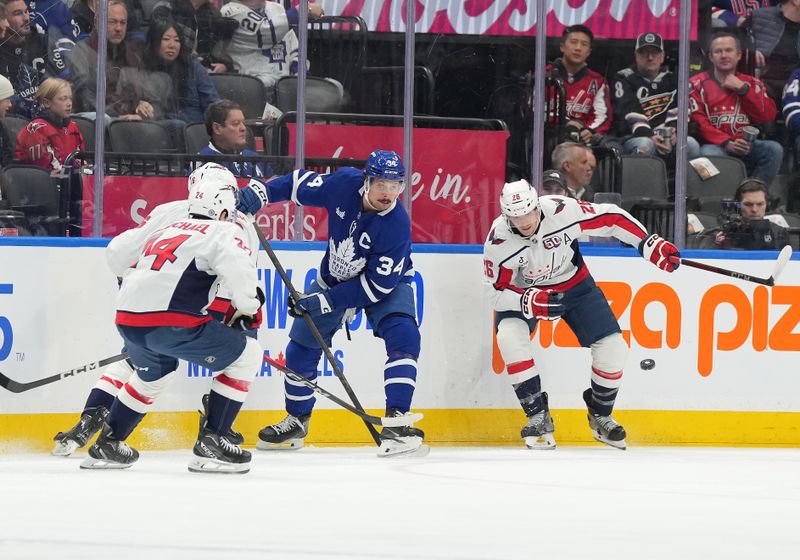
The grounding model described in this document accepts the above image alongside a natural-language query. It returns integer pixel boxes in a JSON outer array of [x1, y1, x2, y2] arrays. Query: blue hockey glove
[[237, 179, 270, 215], [520, 287, 564, 320], [288, 291, 333, 318]]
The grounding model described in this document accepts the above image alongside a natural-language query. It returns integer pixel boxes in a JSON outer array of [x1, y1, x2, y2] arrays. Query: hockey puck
[[640, 359, 656, 370]]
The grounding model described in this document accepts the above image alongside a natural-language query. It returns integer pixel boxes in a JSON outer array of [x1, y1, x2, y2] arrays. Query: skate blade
[[377, 443, 430, 459], [52, 439, 80, 457], [524, 433, 556, 450], [80, 457, 135, 469], [255, 438, 304, 451], [592, 433, 627, 450], [188, 457, 250, 474]]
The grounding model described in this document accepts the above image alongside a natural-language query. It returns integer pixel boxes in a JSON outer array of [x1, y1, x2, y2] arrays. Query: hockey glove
[[288, 290, 333, 318], [236, 179, 270, 215], [521, 288, 565, 320], [230, 287, 266, 330], [638, 234, 680, 272]]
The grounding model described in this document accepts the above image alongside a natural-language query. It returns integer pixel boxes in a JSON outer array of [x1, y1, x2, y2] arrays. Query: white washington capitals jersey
[[108, 212, 259, 327], [220, 1, 297, 88], [106, 201, 259, 301], [483, 196, 648, 313]]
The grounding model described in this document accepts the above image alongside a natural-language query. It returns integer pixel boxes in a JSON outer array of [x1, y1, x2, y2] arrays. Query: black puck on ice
[[640, 359, 656, 370]]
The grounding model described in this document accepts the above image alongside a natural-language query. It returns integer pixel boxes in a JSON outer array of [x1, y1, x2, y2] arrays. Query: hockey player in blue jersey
[[238, 150, 426, 457]]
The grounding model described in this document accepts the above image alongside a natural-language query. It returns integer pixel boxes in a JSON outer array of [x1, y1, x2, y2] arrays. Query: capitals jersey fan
[[220, 0, 298, 89], [483, 196, 647, 312], [107, 202, 260, 327], [264, 168, 414, 309], [611, 66, 678, 136], [688, 71, 776, 144], [547, 59, 612, 133]]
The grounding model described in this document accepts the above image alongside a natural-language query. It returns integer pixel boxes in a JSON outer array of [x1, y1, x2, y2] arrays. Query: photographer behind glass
[[714, 178, 790, 250]]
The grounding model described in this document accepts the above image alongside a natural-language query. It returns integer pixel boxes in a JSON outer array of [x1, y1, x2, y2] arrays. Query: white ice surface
[[1, 446, 799, 560]]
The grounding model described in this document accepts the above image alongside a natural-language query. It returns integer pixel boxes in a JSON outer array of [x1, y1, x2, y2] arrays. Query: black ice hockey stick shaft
[[0, 352, 129, 394], [263, 355, 421, 428], [252, 223, 382, 444], [680, 245, 793, 287]]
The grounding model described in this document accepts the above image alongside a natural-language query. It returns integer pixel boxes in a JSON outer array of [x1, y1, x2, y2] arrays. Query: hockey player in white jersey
[[220, 0, 323, 93], [79, 166, 265, 473], [52, 164, 259, 457], [483, 178, 680, 450]]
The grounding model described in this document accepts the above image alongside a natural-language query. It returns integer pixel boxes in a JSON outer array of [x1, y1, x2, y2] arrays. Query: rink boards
[[1, 239, 799, 450]]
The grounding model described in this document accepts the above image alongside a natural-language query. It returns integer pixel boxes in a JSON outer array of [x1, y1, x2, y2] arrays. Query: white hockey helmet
[[188, 165, 239, 222], [188, 162, 237, 195], [500, 179, 539, 218]]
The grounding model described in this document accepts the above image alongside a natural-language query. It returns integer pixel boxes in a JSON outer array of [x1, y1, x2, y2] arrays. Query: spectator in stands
[[547, 25, 613, 147], [0, 0, 68, 118], [141, 19, 220, 124], [0, 74, 14, 165], [220, 0, 324, 98], [0, 0, 9, 40], [712, 178, 790, 249], [551, 142, 596, 201], [199, 99, 270, 178], [541, 169, 570, 196], [150, 0, 238, 73], [611, 32, 701, 159], [67, 0, 148, 122], [712, 0, 775, 28], [70, 0, 95, 40], [70, 0, 143, 40], [27, 0, 78, 42], [14, 77, 84, 172], [751, 0, 800, 100], [689, 31, 783, 191]]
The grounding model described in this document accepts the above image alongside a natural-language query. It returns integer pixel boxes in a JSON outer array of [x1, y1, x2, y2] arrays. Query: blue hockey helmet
[[364, 150, 405, 181]]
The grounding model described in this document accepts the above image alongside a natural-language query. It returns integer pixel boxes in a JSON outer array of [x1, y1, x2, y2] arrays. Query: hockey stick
[[0, 352, 129, 394], [251, 224, 382, 444], [263, 355, 422, 427], [680, 245, 793, 286]]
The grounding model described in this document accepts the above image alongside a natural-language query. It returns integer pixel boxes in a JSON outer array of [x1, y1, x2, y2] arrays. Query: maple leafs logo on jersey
[[328, 237, 366, 281]]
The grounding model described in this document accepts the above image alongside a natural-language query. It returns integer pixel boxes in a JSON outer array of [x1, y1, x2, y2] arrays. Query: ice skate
[[520, 392, 556, 450], [80, 424, 139, 469], [256, 414, 310, 450], [583, 389, 627, 450], [378, 408, 429, 458], [201, 393, 244, 445], [52, 406, 108, 457], [189, 422, 251, 474]]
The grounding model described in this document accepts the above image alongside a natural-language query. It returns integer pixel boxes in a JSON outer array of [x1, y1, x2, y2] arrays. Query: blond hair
[[35, 78, 72, 103]]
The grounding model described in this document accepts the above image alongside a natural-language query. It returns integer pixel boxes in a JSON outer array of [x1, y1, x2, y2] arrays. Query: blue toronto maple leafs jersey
[[266, 167, 414, 310], [782, 68, 800, 134]]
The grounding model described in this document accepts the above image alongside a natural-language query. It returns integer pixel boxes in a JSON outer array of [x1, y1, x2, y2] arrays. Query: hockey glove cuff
[[639, 234, 680, 272], [288, 290, 334, 318], [521, 288, 565, 320], [237, 179, 270, 215]]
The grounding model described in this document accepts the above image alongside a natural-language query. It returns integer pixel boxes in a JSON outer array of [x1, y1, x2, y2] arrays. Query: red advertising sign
[[83, 125, 508, 244], [80, 176, 328, 240], [296, 123, 509, 243], [297, 0, 696, 40]]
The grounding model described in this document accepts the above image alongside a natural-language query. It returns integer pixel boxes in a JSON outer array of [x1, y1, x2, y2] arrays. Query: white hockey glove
[[521, 287, 565, 320]]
